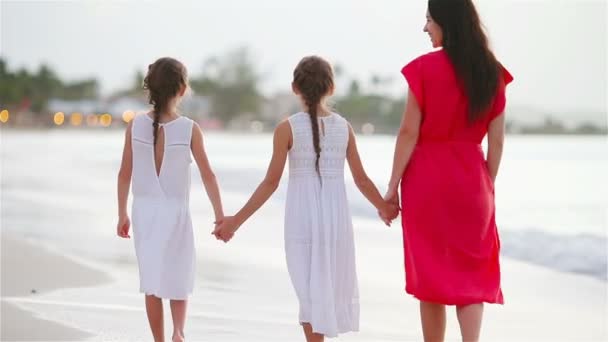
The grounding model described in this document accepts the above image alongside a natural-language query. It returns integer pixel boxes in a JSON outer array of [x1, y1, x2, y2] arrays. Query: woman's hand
[[378, 201, 399, 226], [384, 186, 400, 208]]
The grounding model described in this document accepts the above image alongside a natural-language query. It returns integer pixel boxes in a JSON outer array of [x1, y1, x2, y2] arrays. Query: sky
[[1, 0, 607, 118]]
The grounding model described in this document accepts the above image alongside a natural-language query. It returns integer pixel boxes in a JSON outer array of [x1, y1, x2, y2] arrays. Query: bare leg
[[456, 303, 484, 342], [302, 323, 324, 342], [420, 301, 446, 342], [170, 299, 188, 342], [145, 295, 164, 342]]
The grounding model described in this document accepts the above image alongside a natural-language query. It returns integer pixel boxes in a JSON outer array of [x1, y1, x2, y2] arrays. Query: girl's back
[[130, 113, 196, 300], [284, 111, 359, 338], [131, 114, 193, 201], [211, 55, 394, 339], [286, 111, 349, 183], [117, 57, 226, 341]]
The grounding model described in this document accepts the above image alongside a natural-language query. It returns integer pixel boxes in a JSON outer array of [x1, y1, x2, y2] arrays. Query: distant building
[[180, 95, 212, 121], [102, 95, 212, 123], [47, 99, 102, 115], [104, 97, 148, 120], [262, 92, 301, 123]]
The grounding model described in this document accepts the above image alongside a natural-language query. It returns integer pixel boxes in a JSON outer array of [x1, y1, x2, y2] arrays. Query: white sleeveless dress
[[285, 112, 359, 337], [130, 114, 195, 300]]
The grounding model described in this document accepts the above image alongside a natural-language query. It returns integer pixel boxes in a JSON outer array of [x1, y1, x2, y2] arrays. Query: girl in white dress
[[116, 57, 224, 342], [213, 56, 397, 341]]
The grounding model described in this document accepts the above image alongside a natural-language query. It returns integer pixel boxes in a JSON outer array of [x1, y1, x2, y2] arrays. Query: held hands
[[378, 201, 400, 226], [378, 186, 400, 225], [378, 203, 399, 226], [212, 216, 239, 243], [211, 190, 401, 240]]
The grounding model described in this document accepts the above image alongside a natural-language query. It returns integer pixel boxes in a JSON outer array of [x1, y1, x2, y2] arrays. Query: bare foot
[[172, 332, 184, 342]]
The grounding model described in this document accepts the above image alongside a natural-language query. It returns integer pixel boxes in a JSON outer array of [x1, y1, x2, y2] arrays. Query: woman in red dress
[[382, 1, 513, 341]]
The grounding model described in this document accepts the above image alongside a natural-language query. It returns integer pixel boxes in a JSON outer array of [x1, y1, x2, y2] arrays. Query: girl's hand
[[387, 202, 400, 220], [378, 201, 400, 226], [212, 216, 239, 243], [117, 215, 131, 239], [379, 187, 400, 224], [213, 215, 225, 227], [378, 202, 399, 222], [377, 203, 393, 226]]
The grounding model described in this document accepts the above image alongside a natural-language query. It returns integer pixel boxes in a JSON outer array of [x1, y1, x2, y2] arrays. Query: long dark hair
[[142, 57, 188, 145], [428, 0, 501, 123], [292, 56, 334, 175]]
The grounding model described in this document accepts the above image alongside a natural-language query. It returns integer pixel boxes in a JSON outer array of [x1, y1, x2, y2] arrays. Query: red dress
[[400, 50, 513, 305]]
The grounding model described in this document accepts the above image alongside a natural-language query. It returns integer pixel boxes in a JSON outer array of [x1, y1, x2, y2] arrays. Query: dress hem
[[299, 321, 359, 339], [405, 287, 504, 306], [139, 288, 192, 301]]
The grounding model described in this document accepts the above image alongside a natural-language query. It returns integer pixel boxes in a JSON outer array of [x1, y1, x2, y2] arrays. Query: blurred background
[[1, 1, 607, 341]]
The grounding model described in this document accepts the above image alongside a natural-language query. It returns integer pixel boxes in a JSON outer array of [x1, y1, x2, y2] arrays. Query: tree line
[[0, 48, 407, 132]]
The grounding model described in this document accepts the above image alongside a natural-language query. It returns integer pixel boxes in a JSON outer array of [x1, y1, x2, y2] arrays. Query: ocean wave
[[345, 198, 607, 280], [216, 169, 608, 281], [500, 229, 607, 280]]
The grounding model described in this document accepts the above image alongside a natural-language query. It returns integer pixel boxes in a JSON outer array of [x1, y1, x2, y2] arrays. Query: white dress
[[130, 114, 195, 300], [284, 112, 359, 338]]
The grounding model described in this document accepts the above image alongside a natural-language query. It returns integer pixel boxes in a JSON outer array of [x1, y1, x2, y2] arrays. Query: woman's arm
[[386, 89, 422, 201], [486, 113, 505, 182]]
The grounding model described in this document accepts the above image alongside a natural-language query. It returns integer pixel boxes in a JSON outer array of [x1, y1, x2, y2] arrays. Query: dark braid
[[149, 83, 162, 145], [292, 56, 334, 178], [152, 110, 161, 145], [143, 57, 188, 145], [306, 95, 322, 174]]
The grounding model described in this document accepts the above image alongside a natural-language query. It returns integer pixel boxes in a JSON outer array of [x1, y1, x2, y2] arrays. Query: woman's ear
[[329, 84, 335, 97], [179, 85, 187, 97]]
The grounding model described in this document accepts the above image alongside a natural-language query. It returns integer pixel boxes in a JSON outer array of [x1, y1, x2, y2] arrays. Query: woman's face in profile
[[423, 10, 443, 48]]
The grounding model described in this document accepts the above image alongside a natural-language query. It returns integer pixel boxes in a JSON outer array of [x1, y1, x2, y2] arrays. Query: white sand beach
[[1, 234, 110, 341], [1, 213, 606, 341]]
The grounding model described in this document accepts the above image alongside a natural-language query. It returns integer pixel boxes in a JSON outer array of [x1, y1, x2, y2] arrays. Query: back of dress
[[131, 114, 193, 202], [402, 49, 512, 143], [283, 112, 359, 338], [129, 113, 196, 300], [287, 112, 349, 182], [397, 50, 513, 305]]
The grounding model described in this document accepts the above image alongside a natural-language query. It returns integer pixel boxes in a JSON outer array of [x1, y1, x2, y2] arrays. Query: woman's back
[[398, 48, 512, 306], [403, 50, 512, 144]]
